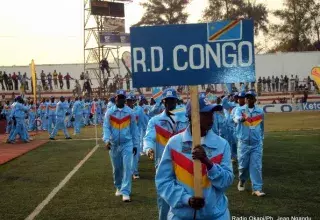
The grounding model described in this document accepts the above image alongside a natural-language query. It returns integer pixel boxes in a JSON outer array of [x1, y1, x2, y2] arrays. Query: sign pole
[[189, 85, 203, 198]]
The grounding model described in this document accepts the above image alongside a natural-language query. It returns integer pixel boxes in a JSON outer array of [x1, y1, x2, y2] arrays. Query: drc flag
[[207, 20, 242, 42]]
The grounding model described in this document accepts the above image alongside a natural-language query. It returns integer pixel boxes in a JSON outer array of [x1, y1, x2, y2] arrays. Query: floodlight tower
[[84, 0, 131, 97]]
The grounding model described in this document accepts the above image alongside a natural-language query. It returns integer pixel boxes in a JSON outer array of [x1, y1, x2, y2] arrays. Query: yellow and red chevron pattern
[[155, 125, 173, 146], [242, 113, 263, 127], [171, 149, 223, 189], [110, 115, 131, 130], [209, 19, 241, 41], [152, 91, 163, 100]]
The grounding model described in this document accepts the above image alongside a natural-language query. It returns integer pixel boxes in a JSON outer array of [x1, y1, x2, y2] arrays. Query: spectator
[[280, 75, 284, 92], [80, 72, 85, 80], [53, 70, 58, 89], [20, 73, 28, 91], [40, 70, 46, 88], [295, 75, 299, 91], [84, 71, 93, 85], [125, 73, 130, 91], [272, 99, 276, 104], [8, 74, 13, 90], [271, 76, 275, 92], [83, 79, 92, 97], [3, 71, 9, 90], [64, 73, 73, 90], [58, 72, 63, 89], [103, 77, 109, 90], [99, 58, 110, 77], [284, 75, 289, 92], [251, 81, 255, 90], [23, 73, 29, 91], [307, 76, 311, 91], [262, 77, 266, 91], [18, 72, 22, 84], [290, 75, 295, 91], [0, 71, 4, 90], [275, 76, 279, 92], [267, 76, 271, 92], [47, 72, 53, 91], [12, 72, 19, 90]]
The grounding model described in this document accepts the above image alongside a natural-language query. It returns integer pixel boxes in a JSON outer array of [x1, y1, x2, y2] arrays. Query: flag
[[207, 20, 242, 42], [30, 60, 37, 103], [152, 87, 163, 104], [91, 101, 97, 115], [311, 67, 320, 90]]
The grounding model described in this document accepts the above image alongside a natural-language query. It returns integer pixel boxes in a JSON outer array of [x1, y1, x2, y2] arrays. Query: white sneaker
[[122, 195, 131, 202], [115, 189, 122, 196], [133, 174, 140, 180], [252, 191, 266, 197], [237, 181, 245, 192]]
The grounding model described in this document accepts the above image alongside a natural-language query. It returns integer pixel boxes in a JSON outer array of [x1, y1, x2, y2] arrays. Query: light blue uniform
[[72, 100, 83, 134], [1, 104, 12, 133], [50, 101, 71, 138], [28, 104, 37, 131], [234, 105, 264, 191], [143, 111, 188, 220], [131, 105, 148, 176], [8, 102, 29, 142], [46, 102, 57, 134], [38, 102, 48, 130], [83, 101, 91, 125], [156, 128, 234, 220], [103, 105, 139, 196]]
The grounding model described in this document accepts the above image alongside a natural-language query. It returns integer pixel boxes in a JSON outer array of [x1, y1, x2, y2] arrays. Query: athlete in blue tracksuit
[[143, 88, 189, 220], [28, 100, 37, 131], [46, 96, 57, 135], [49, 96, 72, 140], [72, 97, 83, 135], [66, 98, 73, 128], [230, 91, 246, 161], [233, 91, 265, 197], [103, 90, 138, 202], [126, 94, 147, 179], [1, 100, 12, 134], [38, 98, 48, 131], [7, 96, 29, 143], [83, 99, 91, 125], [156, 97, 234, 220]]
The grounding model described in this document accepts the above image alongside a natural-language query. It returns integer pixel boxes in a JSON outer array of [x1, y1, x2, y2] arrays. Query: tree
[[202, 0, 269, 35], [310, 2, 320, 44], [134, 0, 189, 26], [270, 0, 318, 52]]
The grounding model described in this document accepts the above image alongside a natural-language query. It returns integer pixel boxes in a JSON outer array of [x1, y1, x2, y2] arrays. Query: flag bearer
[[155, 96, 234, 219]]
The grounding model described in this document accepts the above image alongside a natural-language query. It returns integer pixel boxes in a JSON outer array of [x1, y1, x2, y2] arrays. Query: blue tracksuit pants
[[50, 118, 70, 138], [237, 141, 263, 191], [109, 143, 133, 196]]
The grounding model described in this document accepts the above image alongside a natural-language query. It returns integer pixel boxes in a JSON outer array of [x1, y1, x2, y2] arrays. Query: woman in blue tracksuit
[[233, 91, 265, 197]]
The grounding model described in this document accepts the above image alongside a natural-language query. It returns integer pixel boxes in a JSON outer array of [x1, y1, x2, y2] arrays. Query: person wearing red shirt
[[64, 73, 73, 90], [58, 73, 64, 89]]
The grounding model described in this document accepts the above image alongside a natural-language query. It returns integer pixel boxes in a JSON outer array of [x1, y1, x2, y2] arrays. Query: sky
[[0, 0, 283, 66]]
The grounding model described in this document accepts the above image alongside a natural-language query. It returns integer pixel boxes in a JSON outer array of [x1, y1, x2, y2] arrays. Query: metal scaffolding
[[84, 0, 130, 97]]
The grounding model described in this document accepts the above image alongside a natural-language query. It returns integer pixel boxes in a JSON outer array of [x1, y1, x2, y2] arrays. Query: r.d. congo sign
[[130, 19, 256, 88]]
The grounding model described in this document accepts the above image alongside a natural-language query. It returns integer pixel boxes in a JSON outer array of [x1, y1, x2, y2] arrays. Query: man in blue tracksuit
[[1, 100, 12, 134], [49, 96, 72, 140], [143, 88, 189, 220], [103, 90, 138, 202], [155, 96, 234, 219], [7, 96, 30, 143], [38, 98, 48, 131], [233, 91, 265, 197], [83, 99, 91, 126], [28, 100, 37, 131], [72, 97, 83, 135], [230, 91, 246, 161], [46, 96, 57, 134], [126, 94, 147, 179]]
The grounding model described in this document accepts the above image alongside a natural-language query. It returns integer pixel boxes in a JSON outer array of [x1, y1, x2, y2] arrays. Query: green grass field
[[0, 112, 320, 219]]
